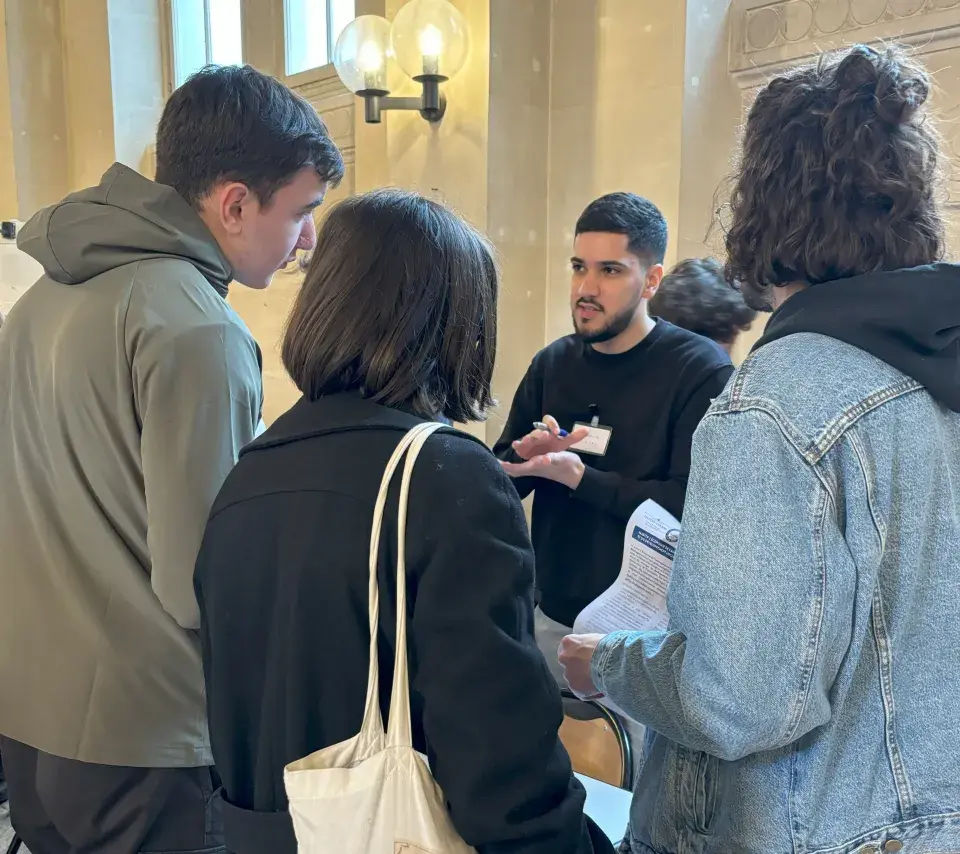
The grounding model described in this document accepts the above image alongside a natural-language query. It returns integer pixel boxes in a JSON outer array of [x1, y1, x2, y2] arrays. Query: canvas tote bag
[[284, 421, 477, 854]]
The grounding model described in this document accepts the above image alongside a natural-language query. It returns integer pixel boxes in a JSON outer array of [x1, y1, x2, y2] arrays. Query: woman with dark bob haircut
[[194, 189, 613, 854], [560, 45, 960, 854]]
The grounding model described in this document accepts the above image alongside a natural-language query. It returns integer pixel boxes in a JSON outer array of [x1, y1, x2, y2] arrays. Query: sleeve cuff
[[573, 465, 619, 510], [591, 630, 630, 696]]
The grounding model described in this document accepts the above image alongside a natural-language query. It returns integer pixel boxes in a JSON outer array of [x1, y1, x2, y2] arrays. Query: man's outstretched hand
[[501, 415, 589, 489]]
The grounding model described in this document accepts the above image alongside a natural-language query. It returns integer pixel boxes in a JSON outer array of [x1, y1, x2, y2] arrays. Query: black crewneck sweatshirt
[[494, 321, 733, 627]]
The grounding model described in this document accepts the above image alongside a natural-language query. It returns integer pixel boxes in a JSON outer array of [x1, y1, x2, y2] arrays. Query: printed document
[[573, 499, 680, 636]]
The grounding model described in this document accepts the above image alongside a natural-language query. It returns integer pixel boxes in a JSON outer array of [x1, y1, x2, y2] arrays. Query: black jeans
[[0, 737, 224, 854]]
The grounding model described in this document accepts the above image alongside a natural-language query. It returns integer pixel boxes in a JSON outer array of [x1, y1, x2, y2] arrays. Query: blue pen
[[533, 421, 568, 438]]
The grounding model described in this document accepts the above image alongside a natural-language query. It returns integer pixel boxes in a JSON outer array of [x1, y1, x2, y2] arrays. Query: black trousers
[[0, 737, 224, 854]]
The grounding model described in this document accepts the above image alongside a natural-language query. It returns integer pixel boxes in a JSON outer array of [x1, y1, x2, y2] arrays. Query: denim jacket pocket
[[675, 745, 720, 836]]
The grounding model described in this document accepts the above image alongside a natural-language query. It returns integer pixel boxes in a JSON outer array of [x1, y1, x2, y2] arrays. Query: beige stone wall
[[0, 4, 20, 218], [5, 0, 71, 218], [4, 0, 959, 416], [61, 0, 115, 191], [1, 0, 165, 221]]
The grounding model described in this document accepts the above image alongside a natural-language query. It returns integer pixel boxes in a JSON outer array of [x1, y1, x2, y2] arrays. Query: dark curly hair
[[650, 258, 757, 347], [724, 43, 944, 310]]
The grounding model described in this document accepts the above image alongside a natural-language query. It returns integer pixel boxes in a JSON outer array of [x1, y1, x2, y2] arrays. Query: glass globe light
[[333, 15, 393, 94], [390, 0, 470, 82]]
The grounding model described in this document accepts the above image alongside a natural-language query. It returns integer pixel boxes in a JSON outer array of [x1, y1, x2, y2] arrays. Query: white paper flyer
[[573, 499, 680, 637]]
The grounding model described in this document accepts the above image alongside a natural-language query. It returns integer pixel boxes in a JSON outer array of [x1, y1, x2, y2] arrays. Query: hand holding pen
[[533, 421, 569, 438], [507, 415, 589, 462]]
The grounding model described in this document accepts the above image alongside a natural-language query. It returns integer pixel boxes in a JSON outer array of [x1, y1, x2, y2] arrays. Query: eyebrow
[[570, 256, 627, 267], [300, 197, 325, 214]]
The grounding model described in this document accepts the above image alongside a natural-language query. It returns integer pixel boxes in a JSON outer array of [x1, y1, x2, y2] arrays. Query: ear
[[642, 263, 664, 300], [216, 183, 254, 236]]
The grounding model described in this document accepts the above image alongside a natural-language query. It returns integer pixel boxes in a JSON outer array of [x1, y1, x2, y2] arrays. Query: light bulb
[[333, 14, 392, 94], [419, 24, 442, 75], [357, 41, 384, 74], [420, 24, 443, 58], [390, 0, 470, 82]]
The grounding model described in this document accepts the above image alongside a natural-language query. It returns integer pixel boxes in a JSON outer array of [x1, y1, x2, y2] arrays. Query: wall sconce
[[333, 0, 469, 125]]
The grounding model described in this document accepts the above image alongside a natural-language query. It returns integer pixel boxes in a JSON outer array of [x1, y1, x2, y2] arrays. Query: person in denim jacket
[[560, 44, 960, 854]]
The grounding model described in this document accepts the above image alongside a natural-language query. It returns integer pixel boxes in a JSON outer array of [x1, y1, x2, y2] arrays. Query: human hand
[[558, 633, 605, 700], [501, 450, 586, 489], [509, 415, 589, 461]]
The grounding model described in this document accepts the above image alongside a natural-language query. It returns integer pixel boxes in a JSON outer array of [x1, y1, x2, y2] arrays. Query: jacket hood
[[754, 264, 960, 412], [17, 163, 233, 297]]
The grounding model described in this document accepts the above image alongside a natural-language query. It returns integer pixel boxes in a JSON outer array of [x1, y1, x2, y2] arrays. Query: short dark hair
[[282, 189, 498, 423], [155, 65, 344, 209], [650, 257, 757, 346], [575, 193, 668, 265], [725, 44, 944, 301]]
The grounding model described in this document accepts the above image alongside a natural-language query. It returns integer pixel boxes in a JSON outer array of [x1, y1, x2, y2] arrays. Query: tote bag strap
[[359, 421, 445, 744], [385, 422, 445, 748]]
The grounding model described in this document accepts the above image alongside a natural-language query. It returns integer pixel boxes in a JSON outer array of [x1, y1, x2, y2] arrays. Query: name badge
[[570, 422, 613, 456]]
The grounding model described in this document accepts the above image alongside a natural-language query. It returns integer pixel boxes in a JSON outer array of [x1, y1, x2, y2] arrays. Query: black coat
[[194, 393, 614, 854]]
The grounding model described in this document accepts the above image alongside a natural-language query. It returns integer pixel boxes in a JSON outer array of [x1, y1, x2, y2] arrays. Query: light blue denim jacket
[[593, 332, 960, 854]]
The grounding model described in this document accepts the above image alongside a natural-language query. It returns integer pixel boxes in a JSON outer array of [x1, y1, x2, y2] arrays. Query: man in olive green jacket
[[0, 66, 342, 853]]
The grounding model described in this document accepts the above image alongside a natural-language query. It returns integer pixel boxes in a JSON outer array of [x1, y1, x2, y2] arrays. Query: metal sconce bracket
[[359, 76, 447, 124]]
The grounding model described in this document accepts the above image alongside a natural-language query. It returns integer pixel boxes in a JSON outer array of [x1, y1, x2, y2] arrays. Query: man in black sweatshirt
[[494, 193, 733, 681]]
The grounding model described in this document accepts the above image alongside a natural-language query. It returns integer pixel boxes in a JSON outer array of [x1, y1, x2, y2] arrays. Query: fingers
[[557, 634, 577, 663], [511, 432, 543, 460], [558, 633, 604, 661], [510, 417, 585, 461], [501, 455, 554, 478]]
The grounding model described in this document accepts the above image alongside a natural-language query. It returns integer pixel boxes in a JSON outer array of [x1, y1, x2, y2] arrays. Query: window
[[285, 0, 355, 77], [169, 0, 244, 88]]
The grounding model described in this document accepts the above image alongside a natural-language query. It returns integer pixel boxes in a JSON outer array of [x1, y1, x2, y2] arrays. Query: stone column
[[0, 3, 20, 218], [2, 0, 166, 217], [4, 0, 70, 218]]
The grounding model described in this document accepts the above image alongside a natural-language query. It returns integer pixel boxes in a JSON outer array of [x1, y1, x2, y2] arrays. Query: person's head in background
[[571, 192, 668, 354], [724, 43, 943, 312], [282, 188, 498, 424], [155, 65, 344, 290], [650, 257, 757, 354]]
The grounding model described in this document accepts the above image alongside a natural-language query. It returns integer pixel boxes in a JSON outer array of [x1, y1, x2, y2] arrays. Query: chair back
[[558, 689, 633, 790]]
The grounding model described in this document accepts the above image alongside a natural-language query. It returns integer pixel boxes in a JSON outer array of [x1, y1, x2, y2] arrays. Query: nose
[[296, 216, 317, 252], [577, 270, 601, 297]]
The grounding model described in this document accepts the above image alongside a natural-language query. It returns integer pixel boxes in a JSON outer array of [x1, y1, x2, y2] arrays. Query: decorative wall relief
[[730, 0, 960, 84], [742, 0, 956, 53]]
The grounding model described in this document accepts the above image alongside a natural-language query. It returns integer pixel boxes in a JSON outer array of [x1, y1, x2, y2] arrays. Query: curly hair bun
[[833, 44, 930, 127], [723, 43, 944, 295]]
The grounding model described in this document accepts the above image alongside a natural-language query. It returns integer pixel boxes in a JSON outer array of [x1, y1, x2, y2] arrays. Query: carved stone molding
[[291, 66, 356, 166], [730, 0, 960, 86]]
